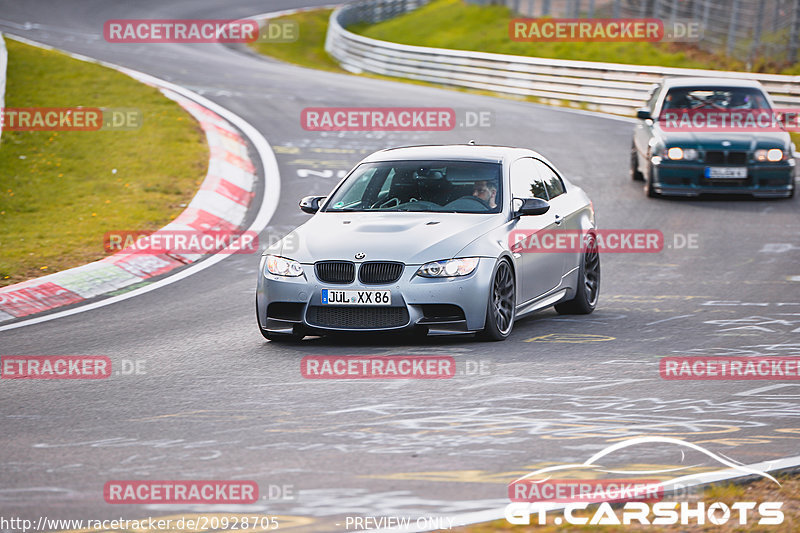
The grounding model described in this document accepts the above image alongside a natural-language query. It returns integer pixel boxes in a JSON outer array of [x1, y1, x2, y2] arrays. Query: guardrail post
[[0, 33, 6, 144], [750, 0, 764, 66], [726, 0, 740, 57], [774, 0, 782, 33], [790, 0, 800, 65]]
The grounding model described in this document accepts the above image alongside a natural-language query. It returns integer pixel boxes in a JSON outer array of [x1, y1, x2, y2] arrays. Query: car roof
[[661, 77, 766, 90], [361, 144, 540, 164]]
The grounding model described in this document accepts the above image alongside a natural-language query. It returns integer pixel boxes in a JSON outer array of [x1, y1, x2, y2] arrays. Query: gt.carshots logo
[[104, 19, 259, 43], [301, 107, 456, 131], [103, 480, 258, 504], [506, 437, 784, 527], [301, 356, 455, 379]]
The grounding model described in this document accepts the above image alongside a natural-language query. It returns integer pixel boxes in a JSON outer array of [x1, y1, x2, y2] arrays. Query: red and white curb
[[0, 35, 279, 328]]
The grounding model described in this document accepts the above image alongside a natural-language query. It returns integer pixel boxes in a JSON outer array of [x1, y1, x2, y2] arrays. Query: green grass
[[351, 0, 800, 74], [248, 10, 344, 72], [0, 39, 208, 287]]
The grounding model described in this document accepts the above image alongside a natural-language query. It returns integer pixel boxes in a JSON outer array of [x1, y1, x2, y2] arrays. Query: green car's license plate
[[705, 167, 747, 179]]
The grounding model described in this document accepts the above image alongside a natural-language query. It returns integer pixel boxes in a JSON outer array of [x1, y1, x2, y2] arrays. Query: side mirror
[[299, 195, 326, 214], [636, 108, 652, 120], [515, 197, 550, 217]]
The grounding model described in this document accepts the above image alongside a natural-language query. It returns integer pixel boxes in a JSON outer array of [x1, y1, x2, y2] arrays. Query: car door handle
[[554, 215, 563, 225]]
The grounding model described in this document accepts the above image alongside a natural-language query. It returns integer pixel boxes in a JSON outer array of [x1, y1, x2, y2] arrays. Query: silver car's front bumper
[[256, 260, 496, 335]]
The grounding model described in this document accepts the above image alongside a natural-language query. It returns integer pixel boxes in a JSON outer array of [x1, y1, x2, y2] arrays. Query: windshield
[[323, 160, 503, 213], [661, 87, 771, 112]]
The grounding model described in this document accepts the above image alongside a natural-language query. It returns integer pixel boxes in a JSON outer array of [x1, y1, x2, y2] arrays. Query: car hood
[[275, 212, 503, 264], [654, 128, 791, 150]]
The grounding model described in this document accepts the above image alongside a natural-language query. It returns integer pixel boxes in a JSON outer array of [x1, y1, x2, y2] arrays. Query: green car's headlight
[[417, 258, 479, 278], [264, 255, 303, 277], [666, 147, 698, 160], [755, 148, 786, 162]]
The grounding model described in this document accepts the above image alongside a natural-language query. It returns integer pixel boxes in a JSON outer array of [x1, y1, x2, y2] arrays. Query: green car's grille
[[705, 150, 748, 165]]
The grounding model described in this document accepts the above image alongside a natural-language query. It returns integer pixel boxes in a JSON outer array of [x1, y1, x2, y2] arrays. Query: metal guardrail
[[325, 0, 800, 116], [0, 33, 7, 142], [470, 0, 800, 64]]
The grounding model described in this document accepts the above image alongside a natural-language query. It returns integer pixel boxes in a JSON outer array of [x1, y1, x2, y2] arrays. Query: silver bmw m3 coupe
[[256, 144, 599, 341]]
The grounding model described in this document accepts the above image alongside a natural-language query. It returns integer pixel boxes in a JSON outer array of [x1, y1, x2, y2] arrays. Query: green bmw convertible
[[631, 77, 796, 198]]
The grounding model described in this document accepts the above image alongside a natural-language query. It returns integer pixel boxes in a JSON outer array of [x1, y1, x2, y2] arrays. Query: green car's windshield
[[661, 87, 771, 112], [323, 160, 503, 213]]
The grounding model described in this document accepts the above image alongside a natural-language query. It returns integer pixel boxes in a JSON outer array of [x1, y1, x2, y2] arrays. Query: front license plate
[[705, 166, 747, 179], [321, 289, 391, 306]]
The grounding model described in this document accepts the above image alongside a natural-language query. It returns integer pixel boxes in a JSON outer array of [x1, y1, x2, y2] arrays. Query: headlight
[[666, 147, 698, 160], [755, 148, 786, 162], [264, 255, 303, 277], [417, 257, 479, 278]]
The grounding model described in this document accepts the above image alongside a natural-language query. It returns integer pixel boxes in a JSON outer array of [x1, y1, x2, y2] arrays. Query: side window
[[533, 159, 565, 199], [647, 85, 660, 111], [510, 158, 548, 200]]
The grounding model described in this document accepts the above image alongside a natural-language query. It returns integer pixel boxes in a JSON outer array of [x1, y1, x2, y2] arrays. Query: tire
[[256, 299, 304, 342], [555, 234, 600, 315], [630, 142, 644, 181], [478, 259, 516, 341], [644, 162, 659, 198]]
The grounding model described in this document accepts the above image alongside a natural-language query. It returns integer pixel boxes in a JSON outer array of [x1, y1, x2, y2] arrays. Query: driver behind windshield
[[472, 180, 497, 208]]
